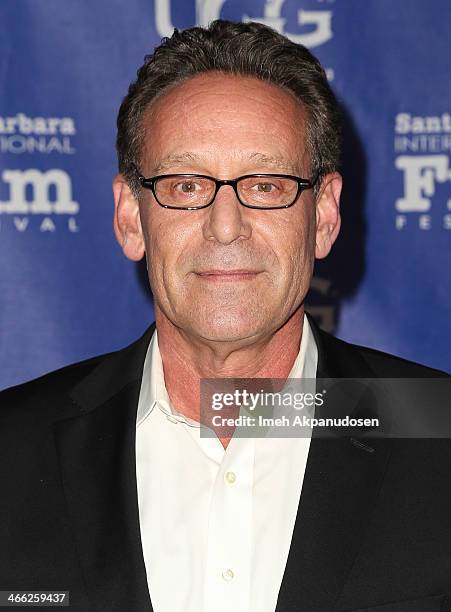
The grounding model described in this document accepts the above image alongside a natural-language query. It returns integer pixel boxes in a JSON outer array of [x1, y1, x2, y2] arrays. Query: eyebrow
[[153, 153, 202, 174], [151, 152, 300, 175]]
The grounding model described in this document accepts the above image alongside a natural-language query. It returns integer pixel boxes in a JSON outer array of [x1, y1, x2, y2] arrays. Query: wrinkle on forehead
[[141, 72, 310, 176], [152, 151, 302, 176]]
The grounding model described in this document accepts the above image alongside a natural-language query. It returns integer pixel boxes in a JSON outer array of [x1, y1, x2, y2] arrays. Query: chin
[[186, 313, 268, 343]]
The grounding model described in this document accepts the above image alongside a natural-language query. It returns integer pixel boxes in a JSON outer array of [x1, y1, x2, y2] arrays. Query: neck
[[155, 306, 305, 447]]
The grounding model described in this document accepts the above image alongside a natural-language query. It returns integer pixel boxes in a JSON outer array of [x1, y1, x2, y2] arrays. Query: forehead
[[141, 72, 309, 174]]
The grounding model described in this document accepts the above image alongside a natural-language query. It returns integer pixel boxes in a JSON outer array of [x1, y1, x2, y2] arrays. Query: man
[[0, 19, 450, 612]]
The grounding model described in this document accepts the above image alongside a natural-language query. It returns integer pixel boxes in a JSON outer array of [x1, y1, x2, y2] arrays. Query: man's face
[[115, 72, 341, 344]]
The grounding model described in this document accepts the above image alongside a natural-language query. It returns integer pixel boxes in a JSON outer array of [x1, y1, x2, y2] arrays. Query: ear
[[112, 174, 145, 261], [314, 172, 342, 259]]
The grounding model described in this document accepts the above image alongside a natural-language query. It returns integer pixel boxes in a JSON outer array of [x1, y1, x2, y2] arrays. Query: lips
[[195, 269, 260, 281], [197, 269, 258, 275]]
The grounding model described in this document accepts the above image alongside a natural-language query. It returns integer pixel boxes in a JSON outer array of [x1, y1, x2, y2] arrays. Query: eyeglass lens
[[154, 175, 299, 208]]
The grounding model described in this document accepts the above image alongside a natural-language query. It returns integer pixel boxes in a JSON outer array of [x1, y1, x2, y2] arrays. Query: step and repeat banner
[[1, 0, 450, 389]]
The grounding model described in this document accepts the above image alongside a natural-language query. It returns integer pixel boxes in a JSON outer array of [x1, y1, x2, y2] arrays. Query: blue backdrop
[[1, 0, 450, 390]]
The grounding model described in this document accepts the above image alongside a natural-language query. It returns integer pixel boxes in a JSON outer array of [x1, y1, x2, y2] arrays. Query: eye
[[173, 180, 202, 194], [244, 179, 284, 194], [255, 182, 278, 193]]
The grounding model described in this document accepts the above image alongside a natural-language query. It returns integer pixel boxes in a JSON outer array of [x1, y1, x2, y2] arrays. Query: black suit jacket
[[1, 314, 450, 612]]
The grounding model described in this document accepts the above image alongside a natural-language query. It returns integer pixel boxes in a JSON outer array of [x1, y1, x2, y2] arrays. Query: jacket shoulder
[[0, 351, 117, 422], [2, 351, 108, 394], [354, 342, 448, 377], [323, 329, 448, 377], [305, 311, 448, 378]]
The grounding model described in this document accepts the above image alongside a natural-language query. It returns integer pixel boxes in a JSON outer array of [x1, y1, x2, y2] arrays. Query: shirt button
[[222, 569, 234, 582], [224, 471, 236, 484]]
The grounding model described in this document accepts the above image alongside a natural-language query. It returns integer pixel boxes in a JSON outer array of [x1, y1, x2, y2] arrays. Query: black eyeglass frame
[[132, 164, 319, 210]]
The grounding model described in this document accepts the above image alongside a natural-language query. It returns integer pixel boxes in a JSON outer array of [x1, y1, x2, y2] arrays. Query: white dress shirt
[[135, 314, 318, 612]]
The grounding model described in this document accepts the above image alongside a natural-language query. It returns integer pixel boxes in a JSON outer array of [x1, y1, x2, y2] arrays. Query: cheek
[[262, 212, 315, 281], [140, 213, 170, 288], [143, 216, 197, 287], [287, 235, 313, 285]]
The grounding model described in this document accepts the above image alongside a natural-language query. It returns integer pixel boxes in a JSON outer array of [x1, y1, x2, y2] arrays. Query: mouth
[[195, 269, 261, 282]]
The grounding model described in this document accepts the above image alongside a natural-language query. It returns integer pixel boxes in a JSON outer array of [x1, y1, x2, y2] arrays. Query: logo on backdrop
[[0, 113, 79, 233], [394, 112, 451, 231], [154, 0, 334, 77]]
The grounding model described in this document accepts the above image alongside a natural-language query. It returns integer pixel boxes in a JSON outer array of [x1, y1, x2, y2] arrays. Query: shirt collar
[[136, 313, 318, 427]]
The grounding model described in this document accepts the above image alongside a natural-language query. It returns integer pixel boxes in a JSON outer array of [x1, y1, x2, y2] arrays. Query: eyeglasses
[[133, 164, 318, 210]]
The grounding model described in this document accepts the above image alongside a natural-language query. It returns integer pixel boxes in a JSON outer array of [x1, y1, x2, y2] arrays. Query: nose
[[202, 184, 252, 245]]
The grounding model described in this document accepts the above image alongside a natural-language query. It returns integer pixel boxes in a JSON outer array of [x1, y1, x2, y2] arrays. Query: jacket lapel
[[275, 314, 392, 611], [54, 325, 156, 611]]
